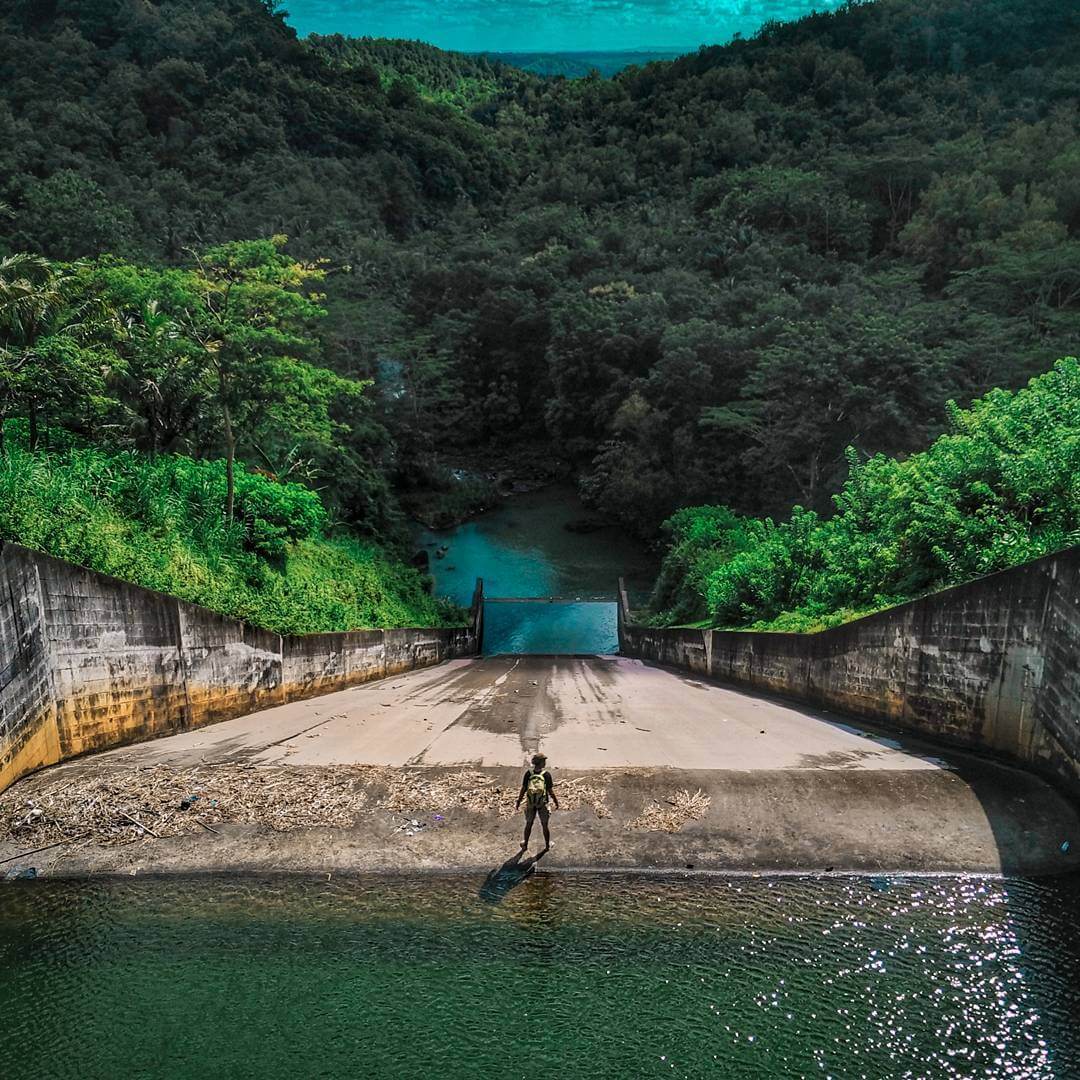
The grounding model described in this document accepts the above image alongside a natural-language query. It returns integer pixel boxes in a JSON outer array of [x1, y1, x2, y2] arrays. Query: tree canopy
[[1, 0, 1078, 627]]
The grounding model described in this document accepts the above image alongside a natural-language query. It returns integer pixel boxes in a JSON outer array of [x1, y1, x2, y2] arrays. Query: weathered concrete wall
[[0, 543, 482, 793], [619, 547, 1080, 795], [0, 552, 58, 787]]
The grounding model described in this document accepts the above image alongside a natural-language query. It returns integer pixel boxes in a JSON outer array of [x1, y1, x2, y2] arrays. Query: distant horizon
[[478, 45, 699, 54], [336, 42, 702, 54], [281, 1, 848, 53]]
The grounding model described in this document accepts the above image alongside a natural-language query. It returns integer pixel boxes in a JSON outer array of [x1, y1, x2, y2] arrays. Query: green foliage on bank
[[0, 444, 458, 635], [0, 238, 455, 632], [648, 357, 1080, 631]]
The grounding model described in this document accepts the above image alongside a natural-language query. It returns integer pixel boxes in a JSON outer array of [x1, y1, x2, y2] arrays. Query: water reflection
[[1, 873, 1078, 1078]]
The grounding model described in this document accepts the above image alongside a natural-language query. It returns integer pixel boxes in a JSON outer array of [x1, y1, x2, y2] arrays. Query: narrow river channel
[[414, 483, 656, 654]]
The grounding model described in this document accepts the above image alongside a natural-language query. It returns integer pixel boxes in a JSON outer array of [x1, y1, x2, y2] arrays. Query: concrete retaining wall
[[0, 543, 482, 793], [619, 547, 1080, 795]]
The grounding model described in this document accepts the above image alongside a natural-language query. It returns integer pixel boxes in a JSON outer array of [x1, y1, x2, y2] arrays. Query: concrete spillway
[[9, 656, 1077, 878]]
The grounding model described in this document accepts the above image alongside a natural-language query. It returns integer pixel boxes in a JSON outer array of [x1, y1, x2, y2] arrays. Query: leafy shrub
[[649, 357, 1080, 630]]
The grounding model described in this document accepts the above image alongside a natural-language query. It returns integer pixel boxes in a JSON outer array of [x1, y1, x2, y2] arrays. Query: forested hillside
[[0, 0, 511, 254], [313, 36, 526, 108], [2, 0, 1079, 627], [399, 0, 1080, 530]]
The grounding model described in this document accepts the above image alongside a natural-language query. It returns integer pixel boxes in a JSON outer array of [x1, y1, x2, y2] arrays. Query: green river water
[[415, 483, 656, 653], [2, 873, 1079, 1079]]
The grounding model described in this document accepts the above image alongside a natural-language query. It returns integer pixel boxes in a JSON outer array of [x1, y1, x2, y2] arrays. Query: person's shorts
[[524, 802, 550, 824]]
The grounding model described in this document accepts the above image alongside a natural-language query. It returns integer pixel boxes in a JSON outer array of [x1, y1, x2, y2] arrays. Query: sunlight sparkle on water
[[1, 873, 1076, 1079]]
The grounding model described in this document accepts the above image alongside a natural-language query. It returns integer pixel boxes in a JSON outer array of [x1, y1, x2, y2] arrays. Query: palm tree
[[0, 254, 103, 452], [119, 299, 210, 458], [0, 254, 67, 449], [122, 299, 176, 457], [0, 253, 58, 330]]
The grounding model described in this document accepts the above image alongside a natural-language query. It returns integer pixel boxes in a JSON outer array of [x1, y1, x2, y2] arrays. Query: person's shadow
[[478, 848, 547, 904]]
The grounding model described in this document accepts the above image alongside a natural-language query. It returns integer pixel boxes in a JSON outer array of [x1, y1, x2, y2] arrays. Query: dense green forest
[[1, 0, 1079, 629], [0, 237, 454, 630]]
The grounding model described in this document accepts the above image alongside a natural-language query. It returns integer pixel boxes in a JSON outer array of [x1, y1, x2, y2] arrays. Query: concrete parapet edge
[[618, 547, 1080, 798], [0, 543, 483, 793]]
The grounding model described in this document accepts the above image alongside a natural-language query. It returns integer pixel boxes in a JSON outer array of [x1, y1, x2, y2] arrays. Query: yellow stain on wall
[[0, 712, 61, 795]]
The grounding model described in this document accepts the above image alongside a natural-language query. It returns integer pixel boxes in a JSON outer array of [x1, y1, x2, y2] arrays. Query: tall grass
[[0, 446, 459, 633]]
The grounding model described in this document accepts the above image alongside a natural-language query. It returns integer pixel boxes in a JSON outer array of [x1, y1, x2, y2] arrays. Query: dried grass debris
[[625, 788, 711, 833], [0, 764, 614, 850], [374, 769, 609, 820], [378, 768, 514, 818], [552, 776, 611, 819], [0, 764, 371, 847]]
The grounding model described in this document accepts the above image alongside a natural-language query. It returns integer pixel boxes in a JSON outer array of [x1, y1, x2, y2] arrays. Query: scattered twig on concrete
[[0, 763, 613, 845], [626, 789, 711, 833], [119, 810, 160, 838], [0, 835, 89, 866]]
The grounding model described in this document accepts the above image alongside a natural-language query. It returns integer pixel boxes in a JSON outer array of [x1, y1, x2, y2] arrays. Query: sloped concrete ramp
[[87, 655, 970, 772], [6, 657, 1078, 876]]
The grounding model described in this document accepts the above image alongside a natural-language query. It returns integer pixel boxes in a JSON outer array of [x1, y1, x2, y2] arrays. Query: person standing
[[516, 752, 559, 852]]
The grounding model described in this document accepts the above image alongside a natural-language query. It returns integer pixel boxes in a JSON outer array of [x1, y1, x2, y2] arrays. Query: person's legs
[[521, 805, 536, 849], [538, 805, 551, 851]]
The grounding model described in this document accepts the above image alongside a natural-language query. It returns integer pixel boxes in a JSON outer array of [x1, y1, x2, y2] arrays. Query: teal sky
[[282, 1, 847, 52]]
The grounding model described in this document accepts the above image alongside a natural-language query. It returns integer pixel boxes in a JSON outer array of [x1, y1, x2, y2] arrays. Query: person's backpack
[[526, 770, 548, 807]]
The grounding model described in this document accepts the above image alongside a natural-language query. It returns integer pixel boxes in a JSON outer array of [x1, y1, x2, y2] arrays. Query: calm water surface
[[2, 873, 1079, 1079], [414, 483, 655, 653], [414, 483, 655, 604]]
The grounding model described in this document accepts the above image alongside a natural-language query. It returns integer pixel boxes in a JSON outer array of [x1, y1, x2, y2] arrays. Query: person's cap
[[531, 752, 547, 765]]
